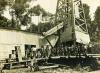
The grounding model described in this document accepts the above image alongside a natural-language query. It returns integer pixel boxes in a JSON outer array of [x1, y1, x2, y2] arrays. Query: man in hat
[[29, 47, 39, 72]]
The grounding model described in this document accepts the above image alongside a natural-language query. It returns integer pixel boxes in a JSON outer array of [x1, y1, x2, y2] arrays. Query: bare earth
[[2, 67, 100, 73]]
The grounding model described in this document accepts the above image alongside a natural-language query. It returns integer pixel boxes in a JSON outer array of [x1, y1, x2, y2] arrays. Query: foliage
[[0, 0, 8, 12], [91, 6, 100, 42], [27, 4, 54, 33], [94, 6, 100, 30], [82, 4, 92, 36], [0, 15, 8, 27], [28, 5, 47, 16], [0, 0, 10, 28], [0, 0, 31, 29], [0, 0, 54, 32], [38, 22, 54, 33], [12, 0, 30, 15], [0, 1, 96, 37], [27, 24, 38, 33], [83, 4, 91, 24], [11, 0, 31, 27], [0, 15, 13, 28]]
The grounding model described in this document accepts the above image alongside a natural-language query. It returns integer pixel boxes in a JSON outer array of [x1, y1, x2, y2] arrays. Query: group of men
[[28, 43, 88, 71], [50, 44, 88, 57]]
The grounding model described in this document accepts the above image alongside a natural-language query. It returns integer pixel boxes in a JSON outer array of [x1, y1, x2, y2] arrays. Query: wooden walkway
[[3, 54, 100, 70]]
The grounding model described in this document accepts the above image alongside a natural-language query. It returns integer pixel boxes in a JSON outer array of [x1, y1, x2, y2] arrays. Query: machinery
[[3, 0, 99, 70], [39, 0, 90, 57], [5, 0, 90, 65]]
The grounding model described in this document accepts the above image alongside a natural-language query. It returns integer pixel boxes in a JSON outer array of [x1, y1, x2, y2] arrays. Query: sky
[[32, 0, 100, 19], [3, 0, 100, 22]]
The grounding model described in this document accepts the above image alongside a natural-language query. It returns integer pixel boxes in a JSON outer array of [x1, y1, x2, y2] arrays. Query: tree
[[0, 0, 8, 13], [0, 0, 53, 32], [83, 4, 92, 36], [94, 6, 100, 30], [93, 6, 100, 42], [27, 5, 54, 33], [89, 6, 100, 53], [83, 4, 91, 25], [10, 0, 31, 29], [28, 5, 47, 16], [0, 0, 10, 28], [27, 24, 38, 33]]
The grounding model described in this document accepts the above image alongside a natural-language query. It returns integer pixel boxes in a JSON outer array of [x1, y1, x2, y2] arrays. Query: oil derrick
[[55, 0, 89, 45]]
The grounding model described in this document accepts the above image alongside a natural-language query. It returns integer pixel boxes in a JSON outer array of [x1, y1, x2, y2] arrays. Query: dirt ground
[[2, 68, 89, 73], [3, 69, 100, 73]]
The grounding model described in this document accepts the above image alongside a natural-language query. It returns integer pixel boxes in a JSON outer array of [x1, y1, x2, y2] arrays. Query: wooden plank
[[87, 54, 100, 56], [43, 23, 63, 37], [39, 65, 59, 70]]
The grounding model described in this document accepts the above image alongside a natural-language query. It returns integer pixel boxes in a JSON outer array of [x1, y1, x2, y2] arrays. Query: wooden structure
[[0, 28, 40, 60]]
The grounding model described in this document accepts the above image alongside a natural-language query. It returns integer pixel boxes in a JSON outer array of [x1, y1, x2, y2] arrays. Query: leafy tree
[[0, 15, 7, 27], [94, 6, 100, 30], [0, 0, 53, 33], [27, 24, 38, 33], [29, 5, 47, 16], [28, 5, 54, 33], [93, 6, 100, 42], [89, 6, 100, 53], [83, 4, 91, 25], [10, 0, 31, 28], [0, 0, 10, 27], [0, 0, 8, 13], [38, 22, 54, 33], [82, 4, 92, 36]]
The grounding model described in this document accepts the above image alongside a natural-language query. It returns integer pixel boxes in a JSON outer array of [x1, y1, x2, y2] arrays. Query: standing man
[[29, 47, 39, 72]]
